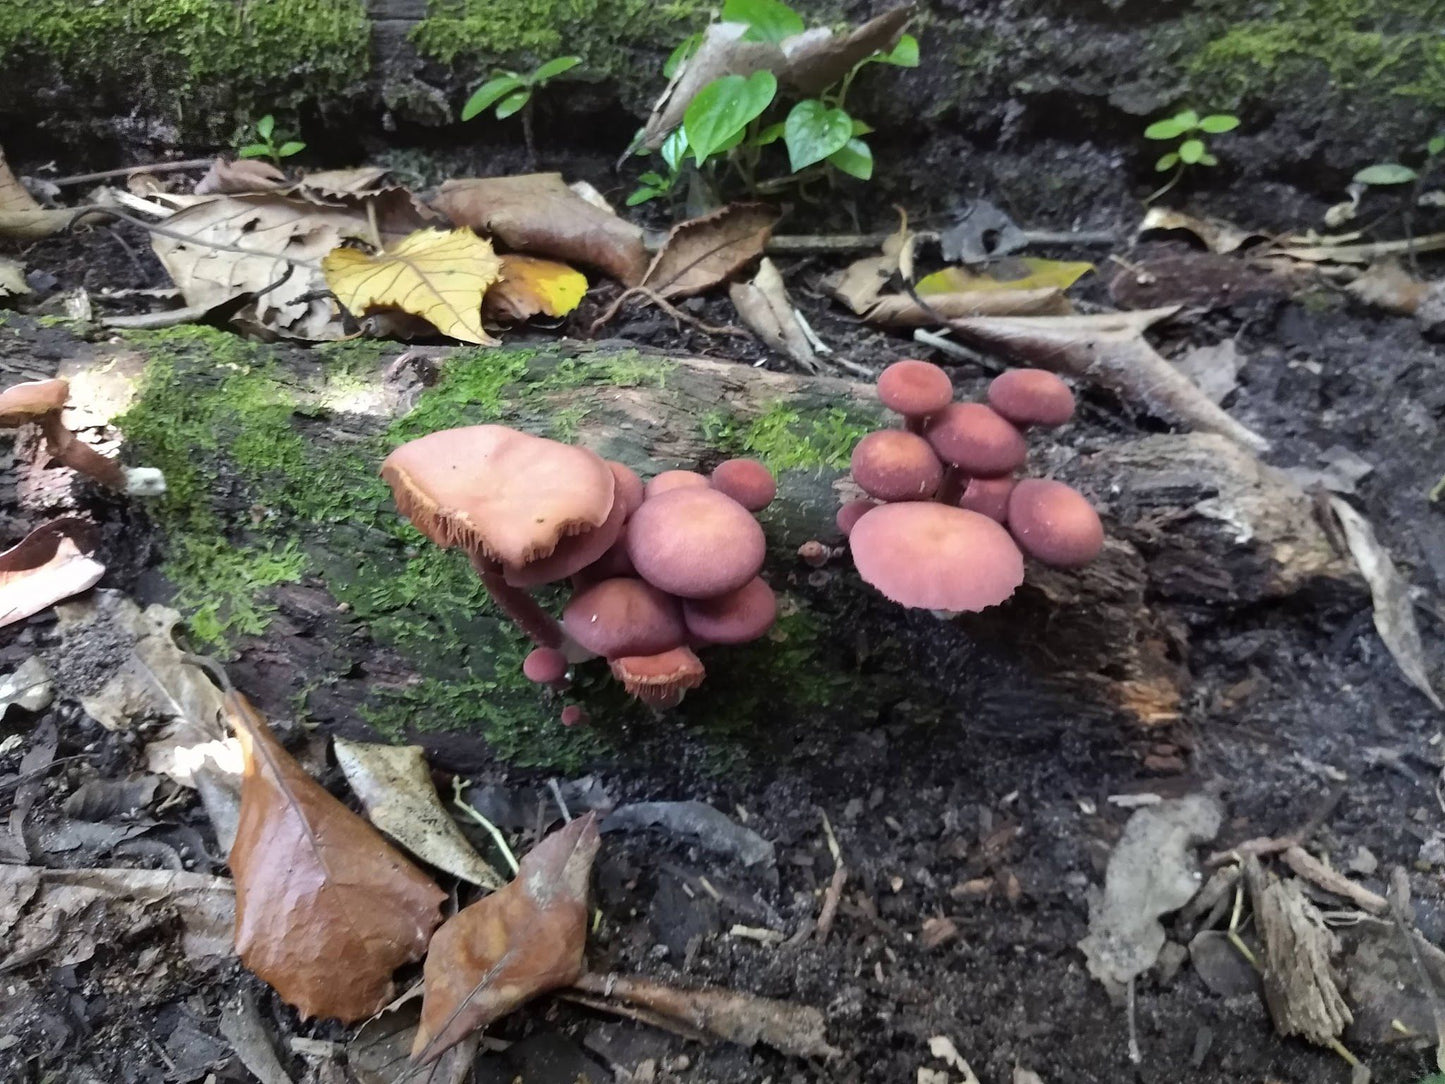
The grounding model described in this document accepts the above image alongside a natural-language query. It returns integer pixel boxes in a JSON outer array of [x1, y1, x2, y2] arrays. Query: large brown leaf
[[433, 175, 648, 286], [640, 204, 779, 299], [0, 146, 74, 241], [412, 813, 600, 1063], [0, 519, 104, 629], [225, 681, 445, 1023]]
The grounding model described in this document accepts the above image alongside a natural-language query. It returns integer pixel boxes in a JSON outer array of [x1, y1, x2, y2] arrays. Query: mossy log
[[0, 320, 1360, 771]]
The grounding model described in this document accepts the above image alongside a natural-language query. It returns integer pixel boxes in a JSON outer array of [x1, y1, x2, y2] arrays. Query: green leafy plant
[[629, 0, 918, 206], [462, 55, 583, 164], [1142, 109, 1240, 203], [237, 115, 305, 167], [1354, 132, 1444, 188]]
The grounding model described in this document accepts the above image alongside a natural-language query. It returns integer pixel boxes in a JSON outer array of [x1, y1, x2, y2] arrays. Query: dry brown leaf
[[825, 212, 912, 314], [1345, 260, 1431, 315], [296, 167, 391, 196], [641, 203, 779, 299], [194, 158, 287, 196], [0, 146, 74, 241], [863, 287, 1070, 325], [434, 174, 648, 286], [483, 254, 588, 322], [412, 813, 600, 1063], [225, 679, 446, 1023], [0, 256, 29, 297], [729, 257, 817, 370], [1137, 207, 1266, 254], [782, 4, 915, 95], [950, 308, 1271, 453], [1268, 230, 1445, 265], [0, 519, 104, 629], [323, 228, 502, 344]]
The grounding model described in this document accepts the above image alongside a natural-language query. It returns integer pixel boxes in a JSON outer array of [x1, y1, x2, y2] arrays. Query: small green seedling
[[1143, 109, 1239, 203], [237, 115, 305, 167], [463, 55, 582, 164], [1354, 133, 1445, 187]]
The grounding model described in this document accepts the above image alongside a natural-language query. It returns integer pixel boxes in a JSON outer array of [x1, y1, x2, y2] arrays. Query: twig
[[589, 286, 751, 338], [911, 328, 1004, 372], [547, 777, 572, 823], [46, 159, 215, 187], [815, 811, 848, 943], [1206, 786, 1345, 867], [764, 228, 1118, 255], [1281, 846, 1388, 914], [1126, 976, 1142, 1065], [557, 990, 714, 1044], [100, 305, 214, 330], [451, 777, 519, 875]]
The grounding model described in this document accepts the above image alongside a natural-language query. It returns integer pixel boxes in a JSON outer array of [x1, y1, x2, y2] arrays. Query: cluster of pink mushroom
[[839, 360, 1103, 613], [380, 425, 779, 718]]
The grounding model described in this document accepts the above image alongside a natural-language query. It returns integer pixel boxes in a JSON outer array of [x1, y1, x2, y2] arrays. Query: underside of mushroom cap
[[0, 378, 69, 427], [609, 646, 706, 709], [381, 425, 615, 568], [504, 493, 627, 587], [849, 501, 1024, 612]]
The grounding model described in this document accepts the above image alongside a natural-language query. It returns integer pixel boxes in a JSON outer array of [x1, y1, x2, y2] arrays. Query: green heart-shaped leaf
[[784, 99, 852, 171], [684, 71, 778, 165]]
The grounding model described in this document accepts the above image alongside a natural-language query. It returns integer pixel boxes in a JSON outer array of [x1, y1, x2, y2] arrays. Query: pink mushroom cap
[[607, 461, 646, 518], [836, 499, 878, 538], [560, 705, 589, 727], [645, 470, 709, 498], [956, 475, 1017, 524], [626, 487, 766, 599], [924, 402, 1028, 477], [987, 369, 1076, 428], [877, 359, 954, 420], [682, 576, 777, 645], [849, 430, 944, 502], [562, 576, 685, 658], [1006, 479, 1104, 568], [522, 646, 569, 684], [849, 501, 1024, 612], [709, 458, 776, 512]]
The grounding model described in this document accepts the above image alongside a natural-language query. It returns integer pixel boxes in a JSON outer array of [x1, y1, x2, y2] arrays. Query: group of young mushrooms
[[380, 358, 1103, 720]]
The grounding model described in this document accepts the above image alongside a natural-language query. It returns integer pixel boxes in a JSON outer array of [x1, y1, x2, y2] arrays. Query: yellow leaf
[[916, 258, 1093, 296], [484, 254, 588, 322], [322, 228, 502, 345]]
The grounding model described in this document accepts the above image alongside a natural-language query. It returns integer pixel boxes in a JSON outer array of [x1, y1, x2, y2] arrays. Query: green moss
[[702, 400, 878, 474], [0, 0, 369, 134]]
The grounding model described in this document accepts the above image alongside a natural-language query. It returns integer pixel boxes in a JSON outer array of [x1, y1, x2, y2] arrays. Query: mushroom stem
[[38, 411, 127, 490], [470, 553, 565, 649], [937, 466, 967, 506]]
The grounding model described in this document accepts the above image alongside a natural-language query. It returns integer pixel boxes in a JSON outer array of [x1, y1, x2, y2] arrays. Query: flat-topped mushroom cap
[[849, 501, 1024, 612], [957, 475, 1016, 524], [877, 360, 953, 419], [626, 487, 765, 599], [709, 458, 776, 512], [380, 425, 615, 568], [0, 378, 68, 427], [682, 576, 777, 645], [503, 494, 627, 587], [563, 576, 685, 658], [645, 470, 710, 498], [988, 369, 1076, 428], [1007, 479, 1104, 568], [609, 646, 706, 709], [850, 430, 944, 502], [607, 461, 646, 518], [924, 402, 1028, 478]]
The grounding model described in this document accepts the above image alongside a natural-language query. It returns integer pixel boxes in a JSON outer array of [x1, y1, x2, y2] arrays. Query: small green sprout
[[236, 115, 305, 167], [463, 55, 582, 164], [1143, 109, 1239, 203], [1354, 133, 1445, 188]]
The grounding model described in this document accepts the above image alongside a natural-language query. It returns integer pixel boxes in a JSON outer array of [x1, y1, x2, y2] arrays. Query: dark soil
[[1, 145, 1444, 1084]]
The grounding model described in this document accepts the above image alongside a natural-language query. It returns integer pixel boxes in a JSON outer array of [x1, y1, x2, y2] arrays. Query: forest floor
[[1, 138, 1444, 1084]]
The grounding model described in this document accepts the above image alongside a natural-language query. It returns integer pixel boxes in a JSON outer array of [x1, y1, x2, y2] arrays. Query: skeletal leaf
[[334, 737, 505, 889], [640, 203, 779, 299], [413, 814, 600, 1063], [225, 681, 445, 1023], [483, 254, 588, 322], [1330, 498, 1442, 709], [0, 519, 105, 630], [323, 228, 502, 345], [0, 145, 74, 240]]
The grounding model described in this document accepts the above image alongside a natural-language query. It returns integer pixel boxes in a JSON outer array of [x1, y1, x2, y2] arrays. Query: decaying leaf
[[729, 257, 817, 370], [783, 5, 916, 95], [413, 814, 600, 1062], [570, 972, 839, 1059], [434, 174, 648, 286], [917, 258, 1093, 295], [1108, 251, 1292, 311], [0, 255, 29, 297], [483, 254, 588, 322], [1137, 207, 1266, 254], [0, 145, 75, 240], [224, 677, 446, 1023], [641, 203, 779, 299], [296, 166, 391, 197], [1345, 260, 1432, 315], [938, 199, 1028, 265], [862, 287, 1069, 326], [0, 518, 104, 629], [1078, 795, 1221, 991], [1268, 230, 1445, 265], [323, 228, 502, 345], [1330, 498, 1442, 709], [333, 737, 505, 889], [826, 212, 912, 314], [194, 158, 287, 196], [950, 308, 1272, 453]]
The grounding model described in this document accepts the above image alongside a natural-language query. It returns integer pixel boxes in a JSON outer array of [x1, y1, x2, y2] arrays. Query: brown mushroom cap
[[560, 704, 589, 727], [0, 379, 69, 427], [1007, 479, 1104, 568], [577, 527, 636, 583], [563, 576, 685, 658], [503, 494, 627, 587], [849, 501, 1024, 612], [381, 425, 615, 568], [987, 369, 1076, 428], [607, 461, 646, 518], [522, 647, 569, 684], [645, 470, 709, 498], [924, 403, 1028, 478], [957, 475, 1016, 524], [876, 360, 953, 419], [682, 576, 777, 645], [836, 499, 877, 538], [609, 646, 706, 709], [850, 430, 944, 502], [709, 458, 776, 512], [626, 487, 766, 599]]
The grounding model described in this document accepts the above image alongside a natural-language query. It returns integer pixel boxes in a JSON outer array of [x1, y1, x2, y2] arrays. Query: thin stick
[[590, 286, 751, 338], [451, 777, 520, 875], [101, 305, 213, 330], [1126, 976, 1142, 1064], [815, 811, 847, 943], [47, 159, 215, 187], [911, 328, 1004, 372], [1281, 846, 1388, 914], [764, 228, 1118, 255], [547, 777, 572, 823]]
